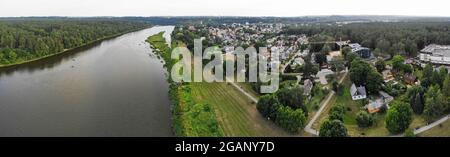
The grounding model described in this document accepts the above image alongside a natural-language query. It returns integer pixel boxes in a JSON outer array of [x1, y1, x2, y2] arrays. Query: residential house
[[366, 91, 393, 113], [404, 73, 418, 85], [382, 69, 395, 83], [350, 83, 367, 100], [367, 100, 384, 113]]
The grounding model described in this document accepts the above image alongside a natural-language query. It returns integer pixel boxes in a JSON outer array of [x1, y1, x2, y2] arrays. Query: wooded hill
[[0, 18, 149, 66]]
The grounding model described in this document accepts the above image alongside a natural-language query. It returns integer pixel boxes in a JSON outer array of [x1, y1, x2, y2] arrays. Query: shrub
[[356, 111, 374, 128]]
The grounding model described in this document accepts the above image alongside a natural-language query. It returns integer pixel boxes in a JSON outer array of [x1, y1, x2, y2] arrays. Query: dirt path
[[304, 70, 348, 136]]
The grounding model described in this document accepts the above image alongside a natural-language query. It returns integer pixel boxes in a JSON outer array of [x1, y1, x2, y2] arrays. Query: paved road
[[229, 82, 258, 103], [304, 71, 348, 136], [414, 114, 450, 135]]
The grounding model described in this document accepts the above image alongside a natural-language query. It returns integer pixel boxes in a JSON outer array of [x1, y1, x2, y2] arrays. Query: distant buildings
[[350, 83, 367, 100], [348, 43, 372, 59], [335, 40, 350, 50], [419, 44, 450, 65], [337, 41, 372, 59]]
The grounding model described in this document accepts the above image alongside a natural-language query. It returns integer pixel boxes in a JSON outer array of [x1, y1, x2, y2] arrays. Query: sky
[[0, 0, 449, 17]]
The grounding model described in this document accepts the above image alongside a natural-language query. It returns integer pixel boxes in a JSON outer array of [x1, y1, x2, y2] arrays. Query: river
[[0, 26, 175, 136]]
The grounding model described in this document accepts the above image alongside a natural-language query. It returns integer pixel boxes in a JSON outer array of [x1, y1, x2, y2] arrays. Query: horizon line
[[1, 15, 450, 18]]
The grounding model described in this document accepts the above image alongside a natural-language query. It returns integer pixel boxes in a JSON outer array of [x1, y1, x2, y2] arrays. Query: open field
[[190, 82, 293, 136]]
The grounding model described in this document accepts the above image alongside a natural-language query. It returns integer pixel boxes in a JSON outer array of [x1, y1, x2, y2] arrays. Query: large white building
[[419, 44, 450, 65]]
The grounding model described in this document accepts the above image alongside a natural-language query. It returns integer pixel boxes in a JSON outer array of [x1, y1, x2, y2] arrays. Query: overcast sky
[[0, 0, 449, 17]]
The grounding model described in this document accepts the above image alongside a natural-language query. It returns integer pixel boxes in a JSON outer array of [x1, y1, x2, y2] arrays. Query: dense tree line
[[283, 22, 450, 57], [256, 86, 307, 133], [0, 18, 149, 65]]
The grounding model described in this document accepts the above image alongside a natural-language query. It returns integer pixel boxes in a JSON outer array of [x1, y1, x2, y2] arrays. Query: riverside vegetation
[[0, 18, 149, 67], [147, 32, 223, 136]]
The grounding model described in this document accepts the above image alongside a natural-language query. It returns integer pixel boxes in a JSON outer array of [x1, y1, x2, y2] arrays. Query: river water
[[0, 26, 175, 136]]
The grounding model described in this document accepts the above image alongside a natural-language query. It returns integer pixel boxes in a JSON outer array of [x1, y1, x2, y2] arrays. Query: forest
[[283, 22, 450, 57], [0, 18, 149, 66]]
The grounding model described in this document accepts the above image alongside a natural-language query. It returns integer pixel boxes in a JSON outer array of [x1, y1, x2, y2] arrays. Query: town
[[168, 20, 450, 137]]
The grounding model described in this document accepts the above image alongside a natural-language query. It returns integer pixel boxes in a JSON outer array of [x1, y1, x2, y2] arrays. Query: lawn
[[190, 82, 291, 136], [418, 119, 450, 137]]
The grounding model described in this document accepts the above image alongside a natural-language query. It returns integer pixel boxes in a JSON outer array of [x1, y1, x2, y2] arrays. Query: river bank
[[0, 27, 173, 136], [0, 27, 150, 68], [146, 32, 223, 137]]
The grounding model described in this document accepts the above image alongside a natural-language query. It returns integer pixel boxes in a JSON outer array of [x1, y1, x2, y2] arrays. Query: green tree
[[422, 63, 434, 87], [330, 57, 345, 74], [423, 85, 447, 122], [349, 59, 382, 94], [404, 129, 416, 137], [319, 119, 348, 137], [345, 53, 359, 68], [321, 44, 332, 54], [405, 39, 418, 57], [349, 59, 371, 86], [391, 55, 405, 71], [257, 94, 280, 119], [341, 46, 352, 58], [402, 64, 413, 74], [385, 100, 413, 134], [392, 42, 405, 55], [356, 111, 374, 128], [276, 86, 307, 114], [423, 64, 434, 78], [302, 56, 318, 79], [443, 74, 450, 98], [5, 49, 17, 62], [407, 85, 425, 114], [366, 70, 383, 94], [274, 106, 306, 133], [329, 104, 346, 122], [431, 70, 441, 87], [314, 52, 327, 66], [376, 39, 391, 55], [438, 66, 448, 87], [375, 59, 386, 72]]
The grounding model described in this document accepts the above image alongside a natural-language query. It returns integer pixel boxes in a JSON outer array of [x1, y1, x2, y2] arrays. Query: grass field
[[190, 82, 293, 136], [418, 120, 450, 137]]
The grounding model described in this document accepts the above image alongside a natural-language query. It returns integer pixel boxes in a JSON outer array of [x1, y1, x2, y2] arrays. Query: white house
[[350, 83, 367, 100]]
